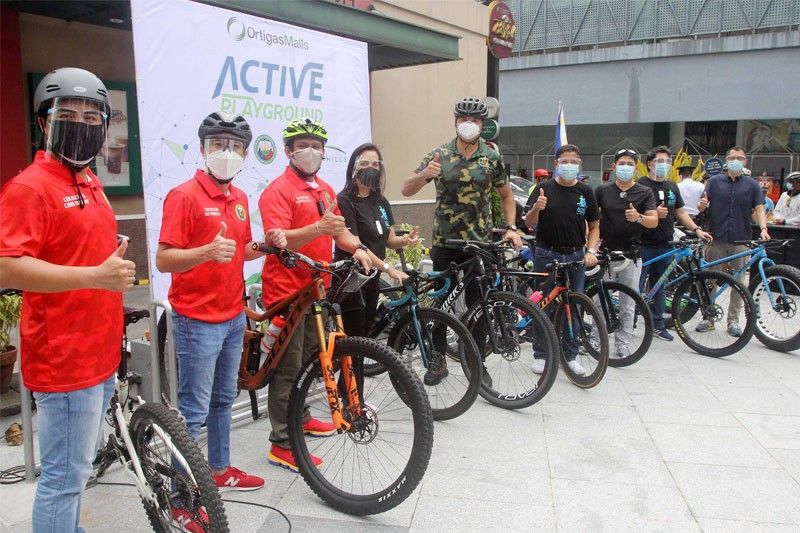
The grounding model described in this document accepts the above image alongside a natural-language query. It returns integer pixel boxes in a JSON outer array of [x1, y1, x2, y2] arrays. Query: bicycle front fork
[[314, 311, 359, 432]]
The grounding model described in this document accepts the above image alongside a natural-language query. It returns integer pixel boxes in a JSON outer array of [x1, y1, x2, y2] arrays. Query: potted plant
[[0, 291, 22, 394]]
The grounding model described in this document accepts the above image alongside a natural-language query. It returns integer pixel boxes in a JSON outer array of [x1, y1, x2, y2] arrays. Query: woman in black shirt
[[335, 143, 417, 337]]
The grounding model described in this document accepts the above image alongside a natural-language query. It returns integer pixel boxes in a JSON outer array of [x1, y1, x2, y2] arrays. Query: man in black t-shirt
[[595, 149, 658, 359], [637, 146, 711, 341], [524, 144, 600, 376]]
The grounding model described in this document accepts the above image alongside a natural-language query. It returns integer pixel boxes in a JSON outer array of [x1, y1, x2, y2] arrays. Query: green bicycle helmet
[[282, 118, 328, 144]]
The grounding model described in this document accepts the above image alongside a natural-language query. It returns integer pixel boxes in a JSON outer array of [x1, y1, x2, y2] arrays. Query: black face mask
[[47, 120, 106, 169], [355, 167, 382, 192]]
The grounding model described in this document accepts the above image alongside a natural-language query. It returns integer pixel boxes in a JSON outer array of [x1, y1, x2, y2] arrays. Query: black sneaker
[[423, 354, 449, 386], [481, 365, 492, 389]]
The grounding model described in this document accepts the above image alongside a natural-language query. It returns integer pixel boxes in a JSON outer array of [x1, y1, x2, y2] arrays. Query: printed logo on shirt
[[576, 195, 587, 216], [478, 156, 491, 169], [204, 207, 222, 217], [63, 194, 87, 209], [667, 190, 676, 208], [295, 195, 313, 204], [378, 205, 389, 226], [235, 203, 247, 221], [321, 190, 333, 208]]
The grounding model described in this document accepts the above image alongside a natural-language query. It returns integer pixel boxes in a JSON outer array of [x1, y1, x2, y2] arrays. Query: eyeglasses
[[356, 159, 383, 169], [616, 149, 638, 158], [48, 107, 107, 126], [557, 158, 581, 165]]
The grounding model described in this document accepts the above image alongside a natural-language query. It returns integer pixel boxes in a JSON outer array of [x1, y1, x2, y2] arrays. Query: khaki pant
[[705, 242, 748, 327], [267, 309, 318, 447]]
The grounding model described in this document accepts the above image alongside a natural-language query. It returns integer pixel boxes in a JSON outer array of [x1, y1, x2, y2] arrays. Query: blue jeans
[[639, 246, 673, 330], [534, 247, 585, 360], [32, 374, 115, 533], [172, 311, 244, 470]]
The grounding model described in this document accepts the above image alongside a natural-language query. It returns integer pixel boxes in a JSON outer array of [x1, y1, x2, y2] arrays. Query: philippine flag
[[554, 102, 568, 156]]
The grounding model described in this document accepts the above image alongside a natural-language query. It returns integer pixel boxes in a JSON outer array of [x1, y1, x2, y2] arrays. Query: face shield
[[41, 97, 108, 169], [353, 157, 386, 193], [203, 137, 247, 181]]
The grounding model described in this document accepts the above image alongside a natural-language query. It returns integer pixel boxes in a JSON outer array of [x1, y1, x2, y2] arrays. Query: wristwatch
[[636, 214, 644, 224], [383, 262, 391, 272], [586, 248, 598, 255], [356, 243, 368, 253], [505, 224, 518, 232]]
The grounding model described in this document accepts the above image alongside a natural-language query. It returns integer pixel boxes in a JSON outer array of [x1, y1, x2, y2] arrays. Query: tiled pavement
[[1, 287, 799, 532]]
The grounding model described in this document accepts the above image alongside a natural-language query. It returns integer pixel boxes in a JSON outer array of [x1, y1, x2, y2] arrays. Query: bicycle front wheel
[[128, 402, 229, 533], [462, 291, 560, 410], [587, 281, 653, 368], [288, 337, 433, 516], [671, 270, 756, 357], [554, 292, 609, 388], [749, 264, 800, 353], [387, 306, 481, 420]]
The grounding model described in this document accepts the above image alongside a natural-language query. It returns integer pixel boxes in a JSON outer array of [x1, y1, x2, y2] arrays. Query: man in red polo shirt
[[0, 68, 136, 533], [259, 118, 399, 471], [156, 112, 285, 505]]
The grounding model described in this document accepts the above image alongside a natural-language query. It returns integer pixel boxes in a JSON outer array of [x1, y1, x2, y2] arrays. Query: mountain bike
[[58, 294, 227, 532], [584, 249, 654, 367], [363, 270, 482, 421], [424, 239, 560, 410], [640, 237, 756, 357], [700, 239, 800, 352], [240, 244, 433, 516]]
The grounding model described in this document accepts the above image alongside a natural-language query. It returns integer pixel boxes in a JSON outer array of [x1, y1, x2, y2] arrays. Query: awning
[[7, 0, 462, 71]]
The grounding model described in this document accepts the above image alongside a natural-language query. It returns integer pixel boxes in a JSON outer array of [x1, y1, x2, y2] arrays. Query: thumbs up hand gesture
[[533, 188, 548, 212], [625, 202, 640, 222], [657, 201, 669, 219], [95, 237, 137, 292], [318, 198, 346, 237], [422, 152, 442, 181], [698, 192, 709, 212], [207, 221, 236, 263]]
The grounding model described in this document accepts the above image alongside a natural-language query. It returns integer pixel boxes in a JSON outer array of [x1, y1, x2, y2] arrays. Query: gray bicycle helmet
[[33, 67, 110, 120], [454, 97, 488, 119], [786, 171, 800, 182], [198, 112, 253, 147]]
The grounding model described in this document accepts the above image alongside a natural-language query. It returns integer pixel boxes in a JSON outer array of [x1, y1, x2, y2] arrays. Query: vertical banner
[[130, 0, 371, 300]]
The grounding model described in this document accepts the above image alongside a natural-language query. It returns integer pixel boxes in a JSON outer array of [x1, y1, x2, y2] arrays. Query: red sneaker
[[212, 466, 264, 492], [268, 444, 322, 472], [303, 417, 336, 437], [170, 506, 209, 533]]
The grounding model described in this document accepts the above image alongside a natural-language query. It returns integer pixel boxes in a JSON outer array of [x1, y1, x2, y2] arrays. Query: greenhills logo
[[225, 17, 309, 50]]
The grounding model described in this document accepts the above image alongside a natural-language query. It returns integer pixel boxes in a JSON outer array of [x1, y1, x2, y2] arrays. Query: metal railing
[[508, 0, 800, 53]]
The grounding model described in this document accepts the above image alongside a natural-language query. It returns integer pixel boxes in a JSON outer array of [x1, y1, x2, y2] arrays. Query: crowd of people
[[0, 66, 796, 532]]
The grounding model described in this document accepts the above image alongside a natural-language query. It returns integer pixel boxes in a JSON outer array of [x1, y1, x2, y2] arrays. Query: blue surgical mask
[[654, 162, 671, 179], [727, 160, 744, 174], [786, 182, 795, 191], [615, 164, 635, 182], [558, 163, 580, 181]]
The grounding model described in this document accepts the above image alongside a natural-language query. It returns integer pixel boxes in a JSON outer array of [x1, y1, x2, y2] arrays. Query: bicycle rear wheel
[[128, 402, 229, 533], [387, 307, 481, 420], [288, 337, 433, 516], [554, 292, 609, 388], [462, 291, 559, 410], [749, 264, 800, 353], [587, 281, 653, 367], [671, 270, 756, 357]]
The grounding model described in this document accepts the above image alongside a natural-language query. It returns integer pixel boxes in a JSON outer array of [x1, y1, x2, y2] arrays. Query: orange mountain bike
[[240, 243, 433, 516]]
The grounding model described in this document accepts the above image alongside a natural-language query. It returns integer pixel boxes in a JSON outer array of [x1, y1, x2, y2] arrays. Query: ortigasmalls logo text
[[226, 17, 309, 50]]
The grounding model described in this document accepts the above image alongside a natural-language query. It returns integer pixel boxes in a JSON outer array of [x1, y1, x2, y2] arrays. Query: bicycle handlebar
[[251, 242, 361, 272]]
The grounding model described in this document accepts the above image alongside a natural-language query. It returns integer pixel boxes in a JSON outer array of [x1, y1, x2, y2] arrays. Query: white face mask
[[291, 147, 324, 175], [456, 121, 481, 142], [206, 150, 244, 181]]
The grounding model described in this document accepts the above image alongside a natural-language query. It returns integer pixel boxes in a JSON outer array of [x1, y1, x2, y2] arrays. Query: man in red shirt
[[156, 113, 285, 504], [0, 68, 136, 533], [259, 118, 401, 471]]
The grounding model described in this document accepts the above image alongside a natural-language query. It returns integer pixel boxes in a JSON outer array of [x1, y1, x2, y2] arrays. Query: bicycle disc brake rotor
[[344, 403, 379, 445], [702, 303, 724, 323]]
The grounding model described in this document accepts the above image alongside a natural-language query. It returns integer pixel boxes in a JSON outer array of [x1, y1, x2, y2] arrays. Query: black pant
[[339, 277, 380, 399], [430, 246, 487, 357]]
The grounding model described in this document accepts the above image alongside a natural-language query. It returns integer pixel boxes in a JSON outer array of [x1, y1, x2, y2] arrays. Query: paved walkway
[[1, 289, 799, 532]]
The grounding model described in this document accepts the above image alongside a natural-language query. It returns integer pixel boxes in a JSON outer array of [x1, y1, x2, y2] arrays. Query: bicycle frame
[[640, 246, 695, 302], [239, 273, 359, 432]]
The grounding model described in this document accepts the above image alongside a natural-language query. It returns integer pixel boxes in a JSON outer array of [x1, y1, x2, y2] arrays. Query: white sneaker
[[567, 359, 586, 376], [532, 359, 545, 375]]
